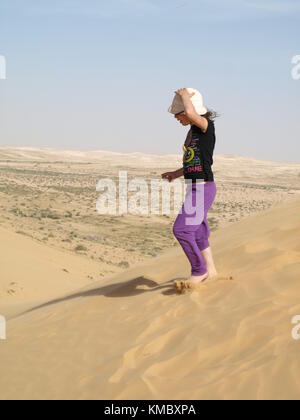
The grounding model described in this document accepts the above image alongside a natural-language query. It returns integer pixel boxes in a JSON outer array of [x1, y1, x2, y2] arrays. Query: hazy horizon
[[0, 0, 299, 163], [1, 145, 300, 166]]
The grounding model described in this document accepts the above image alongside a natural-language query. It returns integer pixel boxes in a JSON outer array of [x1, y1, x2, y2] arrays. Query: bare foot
[[186, 273, 209, 284], [174, 273, 234, 293], [207, 268, 218, 279], [180, 273, 209, 291]]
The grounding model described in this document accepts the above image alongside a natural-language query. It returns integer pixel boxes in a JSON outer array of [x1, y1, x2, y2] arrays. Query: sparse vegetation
[[41, 209, 61, 220], [75, 244, 88, 253], [118, 261, 130, 269]]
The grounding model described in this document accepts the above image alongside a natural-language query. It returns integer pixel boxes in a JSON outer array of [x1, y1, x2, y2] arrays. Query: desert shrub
[[118, 261, 130, 269], [75, 244, 87, 252], [41, 209, 60, 220]]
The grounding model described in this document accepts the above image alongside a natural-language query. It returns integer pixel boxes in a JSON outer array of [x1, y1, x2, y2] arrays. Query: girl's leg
[[192, 182, 217, 282], [201, 247, 218, 278], [195, 218, 210, 252], [173, 216, 208, 277], [195, 219, 217, 277], [173, 186, 208, 277]]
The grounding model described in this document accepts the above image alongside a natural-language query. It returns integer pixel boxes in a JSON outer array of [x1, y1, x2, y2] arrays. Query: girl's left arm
[[176, 88, 208, 133]]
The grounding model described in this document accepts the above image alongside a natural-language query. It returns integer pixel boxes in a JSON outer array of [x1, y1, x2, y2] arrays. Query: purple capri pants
[[173, 181, 217, 276]]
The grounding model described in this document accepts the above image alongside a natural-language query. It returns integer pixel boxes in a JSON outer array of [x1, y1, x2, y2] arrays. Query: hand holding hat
[[168, 87, 208, 116], [175, 88, 195, 99]]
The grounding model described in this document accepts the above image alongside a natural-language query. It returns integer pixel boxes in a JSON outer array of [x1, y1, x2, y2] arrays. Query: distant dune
[[1, 198, 300, 400], [0, 147, 181, 167], [1, 146, 299, 169]]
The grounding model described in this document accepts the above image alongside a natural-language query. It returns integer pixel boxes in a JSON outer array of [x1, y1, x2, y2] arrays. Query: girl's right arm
[[161, 167, 184, 182]]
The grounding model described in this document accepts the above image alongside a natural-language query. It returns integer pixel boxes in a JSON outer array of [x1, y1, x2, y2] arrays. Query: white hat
[[168, 88, 207, 116]]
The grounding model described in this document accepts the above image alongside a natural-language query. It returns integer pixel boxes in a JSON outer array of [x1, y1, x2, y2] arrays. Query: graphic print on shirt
[[184, 147, 195, 163], [183, 138, 203, 174]]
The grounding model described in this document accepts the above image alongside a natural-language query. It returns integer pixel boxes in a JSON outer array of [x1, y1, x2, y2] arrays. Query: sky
[[0, 0, 299, 162]]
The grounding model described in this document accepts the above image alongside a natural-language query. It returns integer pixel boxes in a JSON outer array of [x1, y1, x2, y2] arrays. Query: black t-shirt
[[183, 120, 216, 182]]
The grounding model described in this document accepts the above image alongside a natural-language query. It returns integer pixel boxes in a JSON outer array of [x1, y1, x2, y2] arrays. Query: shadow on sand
[[22, 276, 185, 317]]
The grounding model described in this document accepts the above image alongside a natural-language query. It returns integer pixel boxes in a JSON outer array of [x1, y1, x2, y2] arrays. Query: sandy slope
[[0, 227, 103, 317], [0, 199, 300, 400]]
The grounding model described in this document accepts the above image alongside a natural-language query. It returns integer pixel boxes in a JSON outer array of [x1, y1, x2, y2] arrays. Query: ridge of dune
[[0, 199, 300, 400]]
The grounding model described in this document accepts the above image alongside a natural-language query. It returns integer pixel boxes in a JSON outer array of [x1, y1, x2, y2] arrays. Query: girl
[[162, 88, 218, 291]]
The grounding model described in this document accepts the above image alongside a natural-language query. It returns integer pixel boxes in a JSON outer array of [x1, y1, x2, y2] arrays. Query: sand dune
[[0, 199, 300, 400], [0, 226, 105, 318]]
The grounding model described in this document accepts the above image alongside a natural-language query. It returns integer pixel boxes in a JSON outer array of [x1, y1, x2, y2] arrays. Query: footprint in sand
[[7, 289, 16, 296], [6, 282, 24, 296]]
